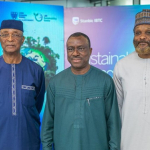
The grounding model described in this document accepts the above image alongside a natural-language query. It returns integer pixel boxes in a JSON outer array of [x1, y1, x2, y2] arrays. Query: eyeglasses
[[67, 47, 87, 53], [0, 33, 23, 39]]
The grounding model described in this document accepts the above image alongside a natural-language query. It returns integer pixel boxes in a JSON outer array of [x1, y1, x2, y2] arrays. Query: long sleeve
[[41, 84, 55, 150], [35, 68, 45, 113], [113, 63, 124, 117], [104, 77, 121, 150]]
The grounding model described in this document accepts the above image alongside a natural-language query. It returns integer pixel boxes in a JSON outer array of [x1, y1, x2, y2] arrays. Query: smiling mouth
[[138, 43, 148, 47], [72, 59, 81, 62], [6, 45, 15, 47]]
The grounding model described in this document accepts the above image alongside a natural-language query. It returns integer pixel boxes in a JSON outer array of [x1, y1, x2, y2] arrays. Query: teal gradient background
[[0, 1, 64, 74]]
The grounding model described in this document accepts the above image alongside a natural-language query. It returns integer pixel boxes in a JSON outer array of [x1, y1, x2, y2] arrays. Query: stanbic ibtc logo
[[72, 17, 79, 25], [11, 12, 18, 19]]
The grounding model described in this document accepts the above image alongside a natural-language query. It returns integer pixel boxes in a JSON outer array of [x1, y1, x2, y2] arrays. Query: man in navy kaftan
[[0, 20, 45, 150]]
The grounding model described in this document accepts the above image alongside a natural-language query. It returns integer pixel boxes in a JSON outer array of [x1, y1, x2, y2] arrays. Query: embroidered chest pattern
[[12, 64, 16, 116]]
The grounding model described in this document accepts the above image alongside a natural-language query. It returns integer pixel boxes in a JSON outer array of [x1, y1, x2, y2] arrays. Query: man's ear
[[90, 48, 92, 55], [22, 36, 25, 44]]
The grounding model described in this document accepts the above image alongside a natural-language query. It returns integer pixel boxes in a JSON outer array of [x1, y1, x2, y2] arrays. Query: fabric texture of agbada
[[41, 65, 121, 150], [0, 55, 45, 150], [113, 51, 150, 150]]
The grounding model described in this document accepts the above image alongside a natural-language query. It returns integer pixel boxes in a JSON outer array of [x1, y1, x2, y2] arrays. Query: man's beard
[[133, 39, 150, 55]]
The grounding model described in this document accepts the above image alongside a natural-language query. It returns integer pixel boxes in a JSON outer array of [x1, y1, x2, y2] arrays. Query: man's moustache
[[137, 40, 150, 45], [72, 56, 82, 59]]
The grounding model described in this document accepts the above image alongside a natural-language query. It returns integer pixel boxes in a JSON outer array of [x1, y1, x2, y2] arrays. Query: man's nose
[[7, 34, 14, 41], [72, 49, 80, 56], [140, 33, 147, 40]]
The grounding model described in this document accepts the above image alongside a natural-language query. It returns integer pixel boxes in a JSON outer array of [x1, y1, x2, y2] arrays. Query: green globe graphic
[[21, 36, 59, 89]]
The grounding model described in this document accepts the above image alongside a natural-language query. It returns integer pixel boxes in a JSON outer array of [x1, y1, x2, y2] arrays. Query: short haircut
[[67, 32, 91, 48]]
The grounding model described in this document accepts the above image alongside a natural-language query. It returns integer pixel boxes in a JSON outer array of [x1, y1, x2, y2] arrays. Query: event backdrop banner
[[64, 5, 150, 76], [0, 2, 64, 149], [0, 2, 64, 82]]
